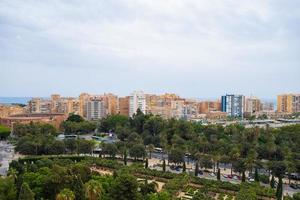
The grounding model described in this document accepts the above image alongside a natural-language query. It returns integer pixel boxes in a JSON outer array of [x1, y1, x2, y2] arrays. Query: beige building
[[0, 105, 25, 118], [79, 93, 90, 117], [28, 98, 52, 113], [277, 94, 300, 114], [103, 93, 118, 115], [147, 93, 183, 119], [245, 97, 262, 115], [197, 101, 221, 114], [118, 97, 130, 116]]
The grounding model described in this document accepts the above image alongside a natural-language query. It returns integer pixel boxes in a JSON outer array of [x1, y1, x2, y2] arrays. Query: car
[[227, 175, 233, 179], [248, 178, 255, 182], [290, 183, 299, 190], [222, 174, 228, 178], [198, 170, 204, 175], [233, 175, 239, 180], [210, 173, 215, 177], [185, 153, 192, 157]]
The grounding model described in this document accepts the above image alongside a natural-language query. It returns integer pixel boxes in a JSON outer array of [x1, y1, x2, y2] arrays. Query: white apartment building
[[129, 91, 146, 117]]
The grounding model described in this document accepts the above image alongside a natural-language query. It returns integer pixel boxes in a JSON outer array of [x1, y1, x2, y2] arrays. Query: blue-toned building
[[221, 94, 245, 118]]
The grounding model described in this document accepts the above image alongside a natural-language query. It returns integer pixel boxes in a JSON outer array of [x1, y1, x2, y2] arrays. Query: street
[[0, 141, 19, 176]]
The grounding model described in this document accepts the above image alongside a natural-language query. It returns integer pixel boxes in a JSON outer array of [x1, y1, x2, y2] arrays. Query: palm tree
[[229, 146, 240, 175], [7, 168, 18, 183], [56, 189, 75, 200], [85, 180, 103, 200], [147, 144, 155, 159]]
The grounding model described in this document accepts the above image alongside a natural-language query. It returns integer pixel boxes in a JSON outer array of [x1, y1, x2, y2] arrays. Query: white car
[[222, 174, 228, 178]]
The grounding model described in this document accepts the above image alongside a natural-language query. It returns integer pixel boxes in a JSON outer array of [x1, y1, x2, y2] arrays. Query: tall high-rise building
[[245, 97, 262, 115], [118, 97, 130, 116], [87, 97, 106, 120], [103, 93, 118, 115], [79, 93, 90, 117], [129, 91, 146, 117], [221, 94, 245, 117], [277, 94, 300, 113]]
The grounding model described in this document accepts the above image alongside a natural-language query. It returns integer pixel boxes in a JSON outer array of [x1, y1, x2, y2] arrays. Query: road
[[148, 153, 300, 196], [0, 141, 19, 176]]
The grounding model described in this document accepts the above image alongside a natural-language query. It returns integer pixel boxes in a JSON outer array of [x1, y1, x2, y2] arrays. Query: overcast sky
[[1, 0, 299, 99]]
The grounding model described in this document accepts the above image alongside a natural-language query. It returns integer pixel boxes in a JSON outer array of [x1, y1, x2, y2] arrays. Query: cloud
[[0, 0, 299, 97]]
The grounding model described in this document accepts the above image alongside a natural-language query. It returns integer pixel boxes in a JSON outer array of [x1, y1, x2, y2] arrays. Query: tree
[[276, 177, 283, 200], [102, 143, 118, 158], [67, 114, 84, 123], [139, 179, 157, 196], [0, 176, 17, 200], [293, 193, 300, 200], [217, 168, 221, 181], [168, 148, 184, 165], [72, 176, 85, 200], [145, 158, 149, 169], [64, 139, 77, 154], [56, 189, 75, 200], [129, 144, 146, 160], [18, 182, 34, 200], [182, 161, 186, 173], [195, 162, 199, 176], [162, 159, 166, 172], [241, 171, 246, 182], [270, 175, 276, 188], [254, 168, 260, 182], [147, 144, 155, 159], [236, 185, 257, 200], [0, 125, 11, 140], [147, 191, 171, 200], [85, 180, 103, 200], [110, 172, 138, 200], [123, 148, 127, 166], [78, 140, 95, 154]]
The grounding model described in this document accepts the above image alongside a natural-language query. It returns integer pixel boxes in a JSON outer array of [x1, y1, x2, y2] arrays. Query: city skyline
[[1, 1, 300, 98]]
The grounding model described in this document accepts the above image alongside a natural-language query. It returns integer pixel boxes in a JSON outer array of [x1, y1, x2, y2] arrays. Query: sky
[[0, 0, 299, 99]]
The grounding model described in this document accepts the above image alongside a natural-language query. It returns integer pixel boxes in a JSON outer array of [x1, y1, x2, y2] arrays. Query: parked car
[[175, 166, 182, 171], [198, 170, 204, 175], [248, 178, 255, 182], [222, 174, 228, 178], [290, 183, 300, 189], [210, 173, 216, 177], [170, 165, 176, 170]]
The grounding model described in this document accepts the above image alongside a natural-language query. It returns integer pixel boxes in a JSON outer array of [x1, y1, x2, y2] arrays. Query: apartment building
[[118, 96, 130, 116], [86, 97, 107, 120], [129, 91, 146, 117], [197, 101, 221, 114], [28, 98, 52, 113], [245, 97, 262, 115], [277, 94, 300, 114], [221, 94, 245, 118]]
